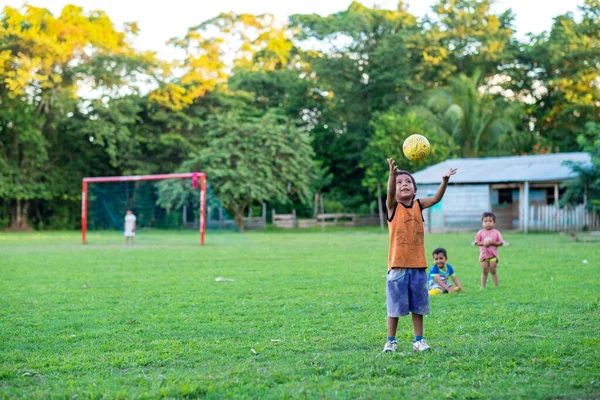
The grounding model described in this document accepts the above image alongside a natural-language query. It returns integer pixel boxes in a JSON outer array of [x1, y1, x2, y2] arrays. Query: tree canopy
[[1, 1, 599, 230]]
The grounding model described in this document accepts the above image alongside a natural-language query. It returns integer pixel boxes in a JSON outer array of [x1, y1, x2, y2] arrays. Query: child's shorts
[[386, 268, 429, 317], [482, 257, 498, 263]]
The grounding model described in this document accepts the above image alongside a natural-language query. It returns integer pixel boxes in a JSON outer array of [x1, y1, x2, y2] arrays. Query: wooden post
[[523, 181, 530, 233], [554, 184, 559, 231], [262, 202, 267, 228], [320, 194, 325, 232], [183, 205, 187, 226], [82, 181, 88, 244], [519, 183, 524, 231], [314, 193, 319, 218], [376, 182, 384, 232], [321, 193, 325, 214], [272, 209, 276, 227], [200, 174, 206, 245], [292, 209, 297, 228], [219, 208, 224, 229]]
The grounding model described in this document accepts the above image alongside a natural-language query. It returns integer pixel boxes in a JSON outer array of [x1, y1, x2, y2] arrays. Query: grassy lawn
[[1, 228, 599, 399]]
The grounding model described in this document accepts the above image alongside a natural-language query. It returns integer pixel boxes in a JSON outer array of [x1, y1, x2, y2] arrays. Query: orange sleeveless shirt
[[387, 200, 427, 270]]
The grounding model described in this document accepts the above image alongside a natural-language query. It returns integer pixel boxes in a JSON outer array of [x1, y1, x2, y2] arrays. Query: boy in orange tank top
[[383, 158, 456, 353]]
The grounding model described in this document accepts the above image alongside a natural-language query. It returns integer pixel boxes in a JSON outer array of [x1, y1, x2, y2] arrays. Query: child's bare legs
[[411, 313, 423, 337], [489, 260, 498, 287], [387, 316, 399, 338], [480, 261, 490, 288], [387, 314, 423, 338]]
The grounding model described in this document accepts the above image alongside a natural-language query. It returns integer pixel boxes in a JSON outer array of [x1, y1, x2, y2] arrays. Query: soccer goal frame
[[82, 172, 206, 245]]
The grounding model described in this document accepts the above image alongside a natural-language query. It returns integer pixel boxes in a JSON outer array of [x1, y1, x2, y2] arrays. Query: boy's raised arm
[[419, 168, 457, 209], [386, 158, 398, 217]]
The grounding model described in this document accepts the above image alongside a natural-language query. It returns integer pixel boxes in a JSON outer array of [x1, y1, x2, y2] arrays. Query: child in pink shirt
[[474, 212, 504, 288]]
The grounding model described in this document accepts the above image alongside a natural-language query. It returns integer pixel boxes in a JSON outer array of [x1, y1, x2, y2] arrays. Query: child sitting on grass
[[428, 248, 466, 295]]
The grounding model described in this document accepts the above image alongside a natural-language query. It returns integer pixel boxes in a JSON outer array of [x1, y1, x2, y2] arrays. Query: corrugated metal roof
[[412, 152, 591, 184]]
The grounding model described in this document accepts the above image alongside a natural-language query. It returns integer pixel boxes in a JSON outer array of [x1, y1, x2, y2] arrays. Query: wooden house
[[412, 153, 598, 232]]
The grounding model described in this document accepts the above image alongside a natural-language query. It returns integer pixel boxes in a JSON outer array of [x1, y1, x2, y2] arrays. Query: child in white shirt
[[124, 210, 136, 246]]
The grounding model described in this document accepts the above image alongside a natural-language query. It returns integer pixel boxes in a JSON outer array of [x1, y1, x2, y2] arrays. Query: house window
[[498, 189, 513, 205], [492, 188, 514, 206], [546, 187, 566, 205]]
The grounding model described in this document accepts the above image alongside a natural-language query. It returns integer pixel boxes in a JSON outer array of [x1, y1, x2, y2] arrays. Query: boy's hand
[[387, 158, 399, 175], [443, 168, 457, 180]]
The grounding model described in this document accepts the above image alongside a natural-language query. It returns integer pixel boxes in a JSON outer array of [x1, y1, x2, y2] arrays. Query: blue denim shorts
[[386, 268, 430, 317]]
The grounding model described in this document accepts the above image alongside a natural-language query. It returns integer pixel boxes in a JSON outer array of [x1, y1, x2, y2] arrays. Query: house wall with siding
[[419, 184, 490, 232]]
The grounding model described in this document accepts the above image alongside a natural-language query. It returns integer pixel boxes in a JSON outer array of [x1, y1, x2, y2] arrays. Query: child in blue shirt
[[428, 248, 467, 295]]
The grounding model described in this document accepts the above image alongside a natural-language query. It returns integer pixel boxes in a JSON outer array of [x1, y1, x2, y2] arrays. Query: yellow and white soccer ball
[[402, 134, 431, 161]]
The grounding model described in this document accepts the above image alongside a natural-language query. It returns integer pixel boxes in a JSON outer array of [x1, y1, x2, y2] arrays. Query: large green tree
[[0, 5, 155, 229], [417, 0, 517, 83], [3, 1, 597, 230], [413, 70, 531, 158], [289, 2, 421, 208], [288, 1, 520, 208], [181, 108, 314, 231], [361, 111, 456, 192], [562, 122, 600, 216], [506, 0, 600, 152]]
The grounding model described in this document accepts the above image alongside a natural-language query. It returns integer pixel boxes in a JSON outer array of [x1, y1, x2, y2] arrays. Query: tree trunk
[[377, 182, 384, 231], [236, 212, 245, 232], [229, 204, 246, 232], [8, 199, 33, 231]]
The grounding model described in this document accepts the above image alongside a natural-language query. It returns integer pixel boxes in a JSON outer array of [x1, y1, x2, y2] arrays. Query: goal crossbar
[[82, 172, 206, 245]]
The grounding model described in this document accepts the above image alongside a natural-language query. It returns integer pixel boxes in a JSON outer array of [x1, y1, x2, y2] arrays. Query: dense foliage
[[1, 1, 599, 230]]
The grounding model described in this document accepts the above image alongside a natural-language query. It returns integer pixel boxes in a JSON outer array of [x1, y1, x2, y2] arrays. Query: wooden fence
[[271, 211, 381, 229], [272, 210, 296, 228], [301, 213, 380, 228], [205, 206, 383, 230], [205, 203, 598, 232], [529, 204, 599, 231], [206, 203, 267, 230]]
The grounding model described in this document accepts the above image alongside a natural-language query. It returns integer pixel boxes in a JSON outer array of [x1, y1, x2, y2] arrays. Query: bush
[[323, 200, 344, 213]]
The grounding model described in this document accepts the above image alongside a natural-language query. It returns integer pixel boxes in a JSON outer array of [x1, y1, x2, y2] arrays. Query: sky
[[3, 0, 582, 61]]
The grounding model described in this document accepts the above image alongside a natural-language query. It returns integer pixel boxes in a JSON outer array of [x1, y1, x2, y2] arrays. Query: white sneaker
[[413, 339, 431, 352], [383, 340, 397, 353]]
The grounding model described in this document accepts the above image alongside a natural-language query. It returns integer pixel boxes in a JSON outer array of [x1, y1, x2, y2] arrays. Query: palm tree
[[414, 70, 530, 158]]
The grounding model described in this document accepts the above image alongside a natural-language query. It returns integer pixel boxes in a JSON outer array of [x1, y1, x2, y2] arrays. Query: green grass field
[[1, 229, 599, 399]]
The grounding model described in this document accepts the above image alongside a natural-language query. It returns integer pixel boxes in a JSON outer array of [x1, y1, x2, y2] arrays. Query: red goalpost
[[82, 172, 206, 245]]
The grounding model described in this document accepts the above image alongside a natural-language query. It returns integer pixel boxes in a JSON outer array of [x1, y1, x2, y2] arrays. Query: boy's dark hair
[[482, 212, 496, 222], [432, 248, 447, 258], [395, 170, 417, 191]]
